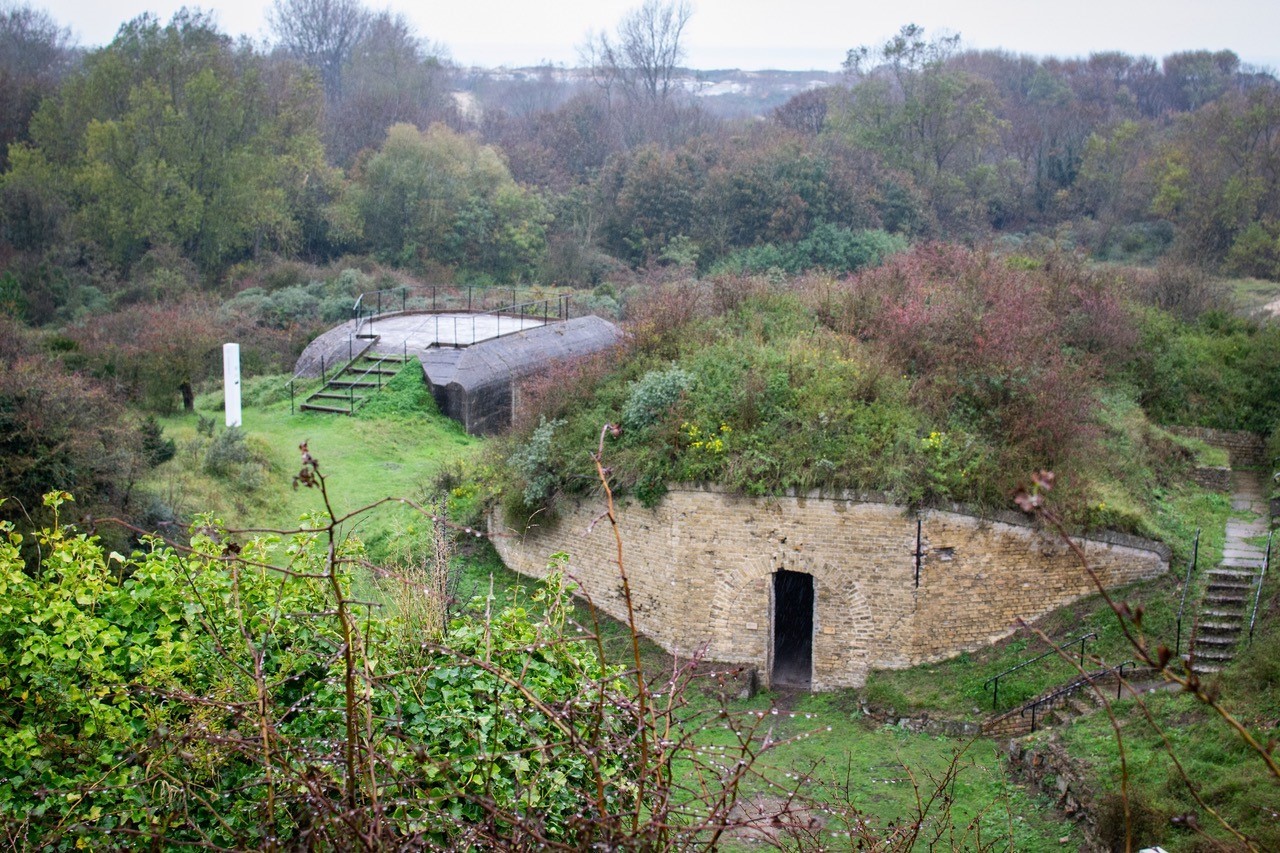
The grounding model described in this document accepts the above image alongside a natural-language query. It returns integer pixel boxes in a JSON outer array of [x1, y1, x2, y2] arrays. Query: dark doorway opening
[[772, 570, 814, 688]]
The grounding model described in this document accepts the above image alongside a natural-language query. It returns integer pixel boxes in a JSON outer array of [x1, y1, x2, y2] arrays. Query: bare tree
[[267, 0, 369, 99], [0, 1, 74, 167], [325, 10, 458, 165], [586, 0, 692, 107]]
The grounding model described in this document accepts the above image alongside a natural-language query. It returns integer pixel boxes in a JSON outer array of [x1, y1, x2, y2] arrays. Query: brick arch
[[710, 550, 874, 689]]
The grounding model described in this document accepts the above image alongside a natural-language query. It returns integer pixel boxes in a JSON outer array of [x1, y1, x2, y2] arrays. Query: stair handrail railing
[[289, 335, 382, 414], [982, 631, 1097, 710], [1175, 528, 1201, 657], [1018, 660, 1135, 733], [1248, 530, 1272, 647]]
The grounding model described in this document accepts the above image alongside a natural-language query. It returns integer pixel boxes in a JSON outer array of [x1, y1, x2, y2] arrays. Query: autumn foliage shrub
[[813, 245, 1139, 485]]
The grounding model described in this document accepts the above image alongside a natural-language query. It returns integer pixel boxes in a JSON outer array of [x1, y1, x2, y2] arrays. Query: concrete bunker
[[295, 313, 622, 435], [421, 316, 622, 435]]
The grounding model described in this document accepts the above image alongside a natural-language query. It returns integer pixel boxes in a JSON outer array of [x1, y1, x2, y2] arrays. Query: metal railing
[[407, 297, 572, 348], [982, 631, 1097, 710], [1248, 531, 1272, 647], [285, 334, 377, 414], [1175, 528, 1201, 657], [1019, 661, 1135, 733], [351, 285, 573, 339]]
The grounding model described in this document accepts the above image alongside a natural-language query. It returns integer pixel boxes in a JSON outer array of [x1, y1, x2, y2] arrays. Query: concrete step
[[1207, 568, 1257, 580], [1195, 634, 1240, 647], [300, 403, 356, 414], [1207, 578, 1255, 590], [311, 392, 365, 401], [1196, 648, 1237, 661], [1199, 621, 1243, 632]]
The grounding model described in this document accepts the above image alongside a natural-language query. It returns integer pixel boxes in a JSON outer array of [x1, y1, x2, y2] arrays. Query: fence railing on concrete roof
[[352, 284, 573, 337]]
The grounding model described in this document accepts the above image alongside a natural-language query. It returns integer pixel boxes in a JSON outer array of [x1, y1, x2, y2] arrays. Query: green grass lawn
[[149, 362, 479, 563]]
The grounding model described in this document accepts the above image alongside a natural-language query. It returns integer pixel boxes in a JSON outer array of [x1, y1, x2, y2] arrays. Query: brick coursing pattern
[[1166, 426, 1267, 468], [1189, 466, 1232, 492], [490, 485, 1168, 691]]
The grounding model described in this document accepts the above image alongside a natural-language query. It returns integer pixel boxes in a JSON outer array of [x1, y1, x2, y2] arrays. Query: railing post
[[432, 285, 437, 312], [1030, 704, 1037, 733], [992, 677, 999, 712], [1176, 529, 1201, 658], [402, 287, 407, 313], [468, 286, 473, 312], [911, 512, 921, 584], [320, 355, 326, 384], [1248, 532, 1271, 647], [1078, 635, 1087, 669]]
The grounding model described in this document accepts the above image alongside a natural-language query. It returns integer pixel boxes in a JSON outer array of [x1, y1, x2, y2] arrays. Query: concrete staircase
[[1188, 470, 1271, 675], [301, 353, 407, 414], [982, 665, 1155, 738]]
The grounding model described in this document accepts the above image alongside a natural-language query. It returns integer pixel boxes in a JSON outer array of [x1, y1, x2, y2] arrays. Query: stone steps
[[1186, 467, 1270, 676]]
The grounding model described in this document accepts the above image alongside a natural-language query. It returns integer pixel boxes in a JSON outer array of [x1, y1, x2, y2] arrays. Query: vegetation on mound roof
[[490, 246, 1280, 546]]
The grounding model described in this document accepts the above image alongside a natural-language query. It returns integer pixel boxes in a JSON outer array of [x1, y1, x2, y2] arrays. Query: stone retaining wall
[[490, 486, 1169, 690], [1005, 739, 1105, 851], [1166, 426, 1268, 468], [1189, 466, 1233, 493]]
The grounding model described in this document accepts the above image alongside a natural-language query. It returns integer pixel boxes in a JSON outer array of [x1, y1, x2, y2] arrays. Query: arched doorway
[[772, 570, 814, 687]]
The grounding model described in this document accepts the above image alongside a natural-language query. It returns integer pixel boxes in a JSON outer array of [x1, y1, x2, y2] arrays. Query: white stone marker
[[223, 343, 242, 428]]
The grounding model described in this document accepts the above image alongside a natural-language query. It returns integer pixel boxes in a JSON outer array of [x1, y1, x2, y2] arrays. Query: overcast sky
[[35, 0, 1280, 73]]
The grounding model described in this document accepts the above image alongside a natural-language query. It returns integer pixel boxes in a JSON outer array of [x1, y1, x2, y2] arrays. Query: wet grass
[[148, 362, 479, 564]]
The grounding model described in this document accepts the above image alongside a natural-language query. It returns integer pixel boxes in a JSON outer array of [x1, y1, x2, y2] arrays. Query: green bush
[[621, 365, 693, 434], [201, 427, 273, 491], [0, 495, 635, 848], [507, 416, 566, 508], [708, 227, 906, 277]]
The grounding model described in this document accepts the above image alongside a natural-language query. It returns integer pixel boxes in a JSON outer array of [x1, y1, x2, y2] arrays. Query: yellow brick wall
[[490, 486, 1168, 690]]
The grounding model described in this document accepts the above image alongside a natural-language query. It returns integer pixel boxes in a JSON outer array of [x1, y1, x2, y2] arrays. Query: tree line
[[1, 4, 1278, 306], [1, 1, 1279, 534]]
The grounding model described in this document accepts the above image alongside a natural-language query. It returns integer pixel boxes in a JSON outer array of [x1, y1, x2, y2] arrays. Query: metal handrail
[[1175, 528, 1201, 657], [285, 335, 378, 414], [1248, 531, 1272, 647], [1019, 660, 1135, 733], [352, 285, 571, 339], [983, 631, 1097, 710]]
